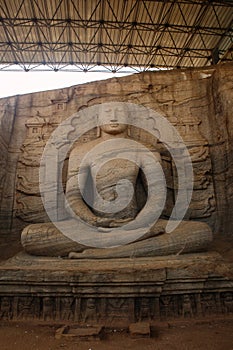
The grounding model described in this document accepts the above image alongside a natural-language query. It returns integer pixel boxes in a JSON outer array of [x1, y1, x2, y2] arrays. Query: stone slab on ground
[[129, 322, 151, 338], [55, 324, 104, 340]]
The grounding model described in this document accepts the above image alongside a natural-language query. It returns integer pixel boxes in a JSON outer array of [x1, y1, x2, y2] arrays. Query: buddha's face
[[99, 104, 128, 135]]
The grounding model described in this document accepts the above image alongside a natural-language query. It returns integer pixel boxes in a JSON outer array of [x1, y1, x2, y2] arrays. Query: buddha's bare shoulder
[[70, 138, 102, 157]]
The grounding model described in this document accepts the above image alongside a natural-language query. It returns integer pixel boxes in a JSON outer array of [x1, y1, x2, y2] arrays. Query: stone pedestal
[[0, 252, 232, 325]]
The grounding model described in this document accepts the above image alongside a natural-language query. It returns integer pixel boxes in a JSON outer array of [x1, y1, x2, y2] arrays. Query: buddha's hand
[[109, 218, 133, 227], [96, 217, 132, 232], [96, 217, 114, 228]]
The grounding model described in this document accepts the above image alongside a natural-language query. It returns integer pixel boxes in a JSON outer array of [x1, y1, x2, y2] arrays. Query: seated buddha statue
[[21, 104, 213, 258]]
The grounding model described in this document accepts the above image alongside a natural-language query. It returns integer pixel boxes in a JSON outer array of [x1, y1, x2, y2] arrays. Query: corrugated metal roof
[[0, 0, 232, 72]]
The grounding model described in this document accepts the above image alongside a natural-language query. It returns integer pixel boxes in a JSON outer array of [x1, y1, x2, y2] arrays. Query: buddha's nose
[[110, 111, 118, 122], [108, 108, 118, 120]]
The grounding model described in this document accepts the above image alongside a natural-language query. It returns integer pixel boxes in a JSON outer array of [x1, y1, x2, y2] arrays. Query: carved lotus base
[[0, 252, 232, 325]]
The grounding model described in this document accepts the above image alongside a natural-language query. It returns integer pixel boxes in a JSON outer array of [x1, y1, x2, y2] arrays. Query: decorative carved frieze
[[1, 291, 232, 323]]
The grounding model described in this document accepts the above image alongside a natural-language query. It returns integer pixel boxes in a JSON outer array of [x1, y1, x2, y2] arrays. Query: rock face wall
[[0, 63, 232, 244]]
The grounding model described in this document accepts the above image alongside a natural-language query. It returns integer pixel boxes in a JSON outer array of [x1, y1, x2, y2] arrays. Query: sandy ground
[[0, 318, 233, 350]]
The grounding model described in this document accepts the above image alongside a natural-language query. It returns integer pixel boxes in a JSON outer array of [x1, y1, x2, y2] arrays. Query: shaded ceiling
[[0, 0, 233, 73]]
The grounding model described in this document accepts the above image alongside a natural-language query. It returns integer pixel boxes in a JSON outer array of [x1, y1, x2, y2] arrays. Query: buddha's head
[[98, 103, 129, 135]]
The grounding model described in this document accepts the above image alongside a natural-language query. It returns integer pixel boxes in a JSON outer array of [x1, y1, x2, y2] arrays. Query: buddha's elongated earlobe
[[96, 114, 101, 137], [96, 126, 101, 137]]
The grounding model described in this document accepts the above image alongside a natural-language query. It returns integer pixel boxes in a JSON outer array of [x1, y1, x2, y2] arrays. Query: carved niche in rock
[[15, 104, 216, 233]]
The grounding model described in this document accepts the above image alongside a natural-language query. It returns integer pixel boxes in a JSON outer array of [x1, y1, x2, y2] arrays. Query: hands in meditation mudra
[[21, 104, 212, 258]]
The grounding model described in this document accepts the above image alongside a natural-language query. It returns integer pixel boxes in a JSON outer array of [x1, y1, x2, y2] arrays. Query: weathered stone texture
[[0, 63, 232, 241], [0, 64, 232, 325], [0, 252, 232, 323], [0, 96, 17, 230]]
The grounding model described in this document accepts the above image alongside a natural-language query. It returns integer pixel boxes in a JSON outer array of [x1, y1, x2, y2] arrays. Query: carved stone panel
[[1, 63, 233, 236]]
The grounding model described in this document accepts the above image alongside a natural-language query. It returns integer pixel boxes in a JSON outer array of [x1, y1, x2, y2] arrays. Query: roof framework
[[0, 0, 233, 73]]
